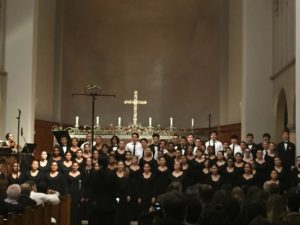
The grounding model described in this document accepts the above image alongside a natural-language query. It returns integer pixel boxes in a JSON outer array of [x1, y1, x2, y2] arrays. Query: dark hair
[[5, 133, 12, 140], [110, 135, 120, 145], [140, 138, 148, 143], [161, 191, 186, 222], [247, 133, 254, 138], [231, 135, 238, 140], [152, 133, 160, 139], [262, 133, 271, 139], [210, 130, 218, 136], [132, 132, 139, 138]]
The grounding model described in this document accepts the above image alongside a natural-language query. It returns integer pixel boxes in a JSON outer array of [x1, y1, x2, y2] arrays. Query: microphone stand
[[16, 109, 21, 178]]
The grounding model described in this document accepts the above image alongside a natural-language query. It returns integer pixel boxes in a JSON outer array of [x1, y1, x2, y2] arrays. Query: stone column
[[4, 0, 38, 143], [296, 0, 300, 156], [241, 0, 274, 140]]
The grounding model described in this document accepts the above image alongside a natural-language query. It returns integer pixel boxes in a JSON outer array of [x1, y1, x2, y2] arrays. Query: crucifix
[[124, 90, 147, 126], [72, 85, 116, 146]]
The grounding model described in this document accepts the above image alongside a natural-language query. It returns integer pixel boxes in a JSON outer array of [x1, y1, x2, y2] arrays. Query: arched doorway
[[275, 89, 288, 141]]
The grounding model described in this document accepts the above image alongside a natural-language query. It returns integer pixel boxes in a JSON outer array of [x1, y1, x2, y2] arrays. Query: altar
[[52, 90, 207, 144]]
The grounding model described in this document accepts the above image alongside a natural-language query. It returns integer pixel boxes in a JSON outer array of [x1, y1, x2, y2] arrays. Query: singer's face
[[31, 161, 39, 170], [72, 163, 79, 171], [51, 162, 58, 171], [8, 134, 14, 140], [41, 151, 47, 160]]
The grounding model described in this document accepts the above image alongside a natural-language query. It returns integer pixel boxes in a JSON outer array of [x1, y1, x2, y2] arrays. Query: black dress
[[191, 159, 205, 184], [239, 175, 256, 191], [66, 173, 82, 225], [39, 161, 50, 175], [182, 165, 194, 187], [27, 171, 46, 193], [164, 154, 175, 171], [207, 175, 224, 191], [254, 161, 269, 187], [155, 168, 170, 196], [139, 158, 157, 171], [60, 162, 72, 175], [115, 174, 130, 225], [7, 173, 28, 185], [128, 168, 141, 221], [223, 167, 238, 187], [115, 150, 126, 162], [138, 173, 156, 214], [169, 172, 186, 191], [45, 172, 67, 195]]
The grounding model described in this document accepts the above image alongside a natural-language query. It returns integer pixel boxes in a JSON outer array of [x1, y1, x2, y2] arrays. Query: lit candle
[[118, 117, 121, 126], [170, 117, 173, 128], [149, 117, 152, 127], [191, 118, 194, 128], [75, 116, 79, 127], [96, 116, 99, 126]]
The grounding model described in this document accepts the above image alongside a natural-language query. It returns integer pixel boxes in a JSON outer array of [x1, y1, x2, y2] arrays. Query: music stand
[[52, 130, 72, 146], [21, 143, 37, 154]]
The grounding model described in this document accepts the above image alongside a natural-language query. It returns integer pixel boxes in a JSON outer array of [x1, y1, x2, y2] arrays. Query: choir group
[[0, 130, 299, 225]]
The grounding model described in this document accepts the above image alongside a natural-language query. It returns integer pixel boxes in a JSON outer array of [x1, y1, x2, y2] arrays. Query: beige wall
[[35, 0, 57, 121], [59, 0, 227, 128], [227, 0, 242, 125]]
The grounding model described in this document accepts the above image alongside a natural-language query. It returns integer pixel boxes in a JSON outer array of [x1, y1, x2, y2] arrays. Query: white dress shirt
[[230, 144, 242, 155], [205, 140, 223, 154], [125, 141, 143, 160]]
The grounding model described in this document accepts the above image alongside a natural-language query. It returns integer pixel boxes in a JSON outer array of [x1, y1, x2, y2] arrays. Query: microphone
[[18, 109, 21, 113], [21, 127, 23, 137]]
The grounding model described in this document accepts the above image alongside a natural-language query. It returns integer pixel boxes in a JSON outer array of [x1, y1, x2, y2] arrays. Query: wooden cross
[[124, 90, 147, 126]]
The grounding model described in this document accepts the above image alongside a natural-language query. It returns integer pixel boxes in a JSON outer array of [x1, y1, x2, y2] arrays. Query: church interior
[[0, 0, 300, 225]]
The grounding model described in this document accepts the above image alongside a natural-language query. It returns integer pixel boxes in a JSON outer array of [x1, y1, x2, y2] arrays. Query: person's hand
[[138, 198, 141, 204], [127, 196, 131, 202]]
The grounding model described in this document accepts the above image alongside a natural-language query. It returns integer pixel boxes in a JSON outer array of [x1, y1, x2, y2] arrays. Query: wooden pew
[[50, 202, 60, 225], [43, 203, 51, 225], [20, 207, 33, 225], [59, 195, 71, 225], [6, 213, 18, 225], [0, 215, 5, 225], [32, 205, 43, 225]]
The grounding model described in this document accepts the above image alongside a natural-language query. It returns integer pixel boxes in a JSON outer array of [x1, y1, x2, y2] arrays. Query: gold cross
[[124, 90, 147, 126]]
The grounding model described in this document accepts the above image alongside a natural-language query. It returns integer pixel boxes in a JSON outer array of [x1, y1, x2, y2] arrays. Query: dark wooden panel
[[34, 120, 60, 159]]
